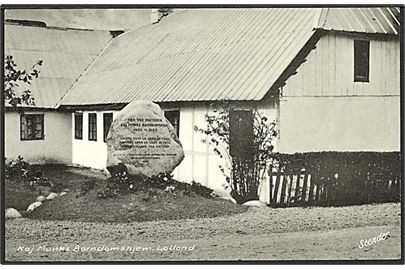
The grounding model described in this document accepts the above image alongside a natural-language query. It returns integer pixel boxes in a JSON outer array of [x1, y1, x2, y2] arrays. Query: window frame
[[88, 113, 97, 141], [74, 113, 83, 140], [103, 112, 113, 143], [20, 113, 44, 141], [354, 39, 370, 82], [164, 110, 180, 137]]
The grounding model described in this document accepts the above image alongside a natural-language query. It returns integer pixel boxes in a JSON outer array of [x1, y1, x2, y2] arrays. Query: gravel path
[[5, 202, 401, 261]]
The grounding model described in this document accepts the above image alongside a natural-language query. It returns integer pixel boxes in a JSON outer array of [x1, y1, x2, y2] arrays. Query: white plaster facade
[[69, 99, 278, 201], [5, 111, 72, 164], [71, 110, 119, 170]]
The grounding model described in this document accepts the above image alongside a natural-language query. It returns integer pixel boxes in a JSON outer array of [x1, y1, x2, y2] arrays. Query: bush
[[80, 179, 98, 196], [5, 156, 47, 187], [6, 156, 34, 182], [104, 164, 213, 199], [50, 182, 66, 193], [96, 181, 119, 199], [190, 181, 213, 198], [194, 100, 278, 204], [270, 151, 401, 206], [5, 156, 66, 193]]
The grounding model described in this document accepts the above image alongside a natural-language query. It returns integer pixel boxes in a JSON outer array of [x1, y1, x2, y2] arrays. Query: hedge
[[270, 152, 401, 206]]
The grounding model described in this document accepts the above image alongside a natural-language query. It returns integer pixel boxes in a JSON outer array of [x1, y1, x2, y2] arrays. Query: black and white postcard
[[1, 5, 403, 264]]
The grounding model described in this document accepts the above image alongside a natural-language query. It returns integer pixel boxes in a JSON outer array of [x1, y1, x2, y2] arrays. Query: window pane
[[20, 114, 44, 140], [27, 116, 34, 139], [103, 113, 113, 142], [20, 115, 26, 140], [34, 130, 42, 139], [88, 113, 97, 141], [35, 115, 44, 139], [164, 110, 180, 137], [354, 40, 370, 82], [35, 115, 43, 124], [26, 118, 33, 128], [75, 113, 83, 139]]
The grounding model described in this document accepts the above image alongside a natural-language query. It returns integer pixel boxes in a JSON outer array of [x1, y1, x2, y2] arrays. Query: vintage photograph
[[1, 5, 403, 263]]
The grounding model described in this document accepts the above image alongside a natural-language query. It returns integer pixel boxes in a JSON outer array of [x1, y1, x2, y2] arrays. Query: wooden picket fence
[[267, 169, 400, 207], [268, 169, 322, 207]]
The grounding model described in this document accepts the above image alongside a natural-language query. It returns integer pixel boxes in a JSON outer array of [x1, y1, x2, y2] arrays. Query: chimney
[[110, 30, 125, 38], [151, 8, 173, 24]]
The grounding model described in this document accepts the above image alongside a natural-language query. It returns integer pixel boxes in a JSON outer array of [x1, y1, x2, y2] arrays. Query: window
[[88, 113, 97, 141], [103, 113, 113, 142], [74, 113, 83, 139], [164, 110, 180, 137], [20, 114, 44, 140], [354, 40, 370, 82]]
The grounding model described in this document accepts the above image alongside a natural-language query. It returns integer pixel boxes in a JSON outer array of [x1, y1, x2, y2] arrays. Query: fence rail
[[268, 169, 400, 208]]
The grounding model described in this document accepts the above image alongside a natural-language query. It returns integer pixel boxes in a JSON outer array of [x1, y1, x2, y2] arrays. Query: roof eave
[[263, 28, 327, 100]]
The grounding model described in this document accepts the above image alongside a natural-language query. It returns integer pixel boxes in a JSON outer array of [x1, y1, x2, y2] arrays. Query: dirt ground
[[5, 202, 401, 262]]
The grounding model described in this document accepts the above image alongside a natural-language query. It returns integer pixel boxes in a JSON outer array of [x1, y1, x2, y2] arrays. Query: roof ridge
[[5, 19, 107, 32], [314, 8, 329, 29], [56, 10, 191, 108], [111, 9, 190, 38], [54, 34, 114, 109], [313, 7, 399, 35]]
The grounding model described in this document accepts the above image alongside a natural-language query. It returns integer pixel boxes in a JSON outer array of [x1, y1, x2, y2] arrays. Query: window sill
[[354, 77, 369, 83]]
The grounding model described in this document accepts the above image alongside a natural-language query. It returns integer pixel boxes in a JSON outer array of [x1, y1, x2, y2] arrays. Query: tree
[[4, 55, 42, 110], [194, 101, 278, 204]]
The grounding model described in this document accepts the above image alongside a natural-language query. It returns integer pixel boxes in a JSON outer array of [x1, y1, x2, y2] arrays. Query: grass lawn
[[5, 165, 105, 212], [6, 165, 247, 222], [5, 181, 38, 212]]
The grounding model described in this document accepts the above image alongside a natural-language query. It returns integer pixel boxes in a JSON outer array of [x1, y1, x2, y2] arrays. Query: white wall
[[283, 32, 400, 97], [72, 110, 119, 170], [278, 96, 400, 153], [278, 32, 400, 153], [71, 100, 278, 202], [162, 100, 279, 199], [5, 110, 72, 164], [170, 104, 230, 193]]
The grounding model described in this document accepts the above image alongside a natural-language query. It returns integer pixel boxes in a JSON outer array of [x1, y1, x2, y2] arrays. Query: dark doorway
[[229, 109, 254, 159]]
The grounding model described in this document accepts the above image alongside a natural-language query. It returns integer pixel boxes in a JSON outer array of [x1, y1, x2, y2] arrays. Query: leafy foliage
[[96, 181, 119, 199], [189, 181, 213, 198], [79, 179, 98, 197], [5, 156, 43, 186], [4, 55, 42, 109], [4, 156, 65, 192], [100, 164, 214, 199], [194, 101, 278, 204]]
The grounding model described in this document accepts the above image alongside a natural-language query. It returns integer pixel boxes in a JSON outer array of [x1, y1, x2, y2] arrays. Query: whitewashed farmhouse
[[5, 8, 401, 197], [4, 19, 113, 164]]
